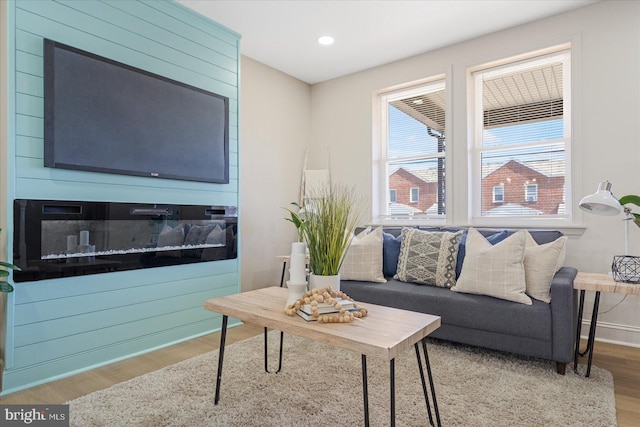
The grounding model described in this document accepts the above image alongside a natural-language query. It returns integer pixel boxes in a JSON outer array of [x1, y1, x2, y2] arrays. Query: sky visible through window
[[389, 105, 564, 166], [387, 106, 438, 160]]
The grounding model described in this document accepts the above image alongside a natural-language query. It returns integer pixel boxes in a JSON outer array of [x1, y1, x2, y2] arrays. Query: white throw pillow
[[524, 231, 567, 303], [339, 227, 387, 283], [452, 228, 532, 305]]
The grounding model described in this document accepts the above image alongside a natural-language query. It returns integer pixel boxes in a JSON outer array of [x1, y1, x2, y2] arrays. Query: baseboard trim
[[581, 319, 640, 348]]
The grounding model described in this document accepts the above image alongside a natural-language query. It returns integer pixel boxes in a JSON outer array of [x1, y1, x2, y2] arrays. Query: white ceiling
[[178, 0, 597, 84]]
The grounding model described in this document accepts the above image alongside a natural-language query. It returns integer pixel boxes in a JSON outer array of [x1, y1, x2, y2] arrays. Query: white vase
[[286, 281, 308, 306], [308, 273, 340, 292]]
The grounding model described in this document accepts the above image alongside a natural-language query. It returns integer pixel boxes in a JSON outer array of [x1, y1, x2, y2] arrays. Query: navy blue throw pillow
[[382, 231, 402, 277]]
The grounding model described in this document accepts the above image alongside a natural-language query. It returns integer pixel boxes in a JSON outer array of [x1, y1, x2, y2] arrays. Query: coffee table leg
[[415, 342, 435, 426], [214, 315, 228, 405], [390, 358, 396, 427], [361, 354, 369, 427], [421, 339, 442, 427], [264, 329, 284, 373]]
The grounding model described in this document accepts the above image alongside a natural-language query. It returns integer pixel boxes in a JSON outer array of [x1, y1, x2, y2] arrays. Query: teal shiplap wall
[[2, 0, 240, 393]]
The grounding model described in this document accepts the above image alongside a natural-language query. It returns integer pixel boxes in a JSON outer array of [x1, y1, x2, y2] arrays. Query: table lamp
[[579, 181, 640, 282], [578, 180, 622, 216]]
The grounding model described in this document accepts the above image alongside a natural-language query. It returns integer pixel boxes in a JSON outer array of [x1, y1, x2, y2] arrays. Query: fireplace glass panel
[[13, 200, 237, 282]]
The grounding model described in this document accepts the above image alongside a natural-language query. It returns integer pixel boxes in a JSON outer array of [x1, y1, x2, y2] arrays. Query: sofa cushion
[[395, 228, 463, 288], [382, 231, 402, 277], [452, 228, 532, 304], [524, 231, 567, 303], [340, 227, 386, 283], [341, 279, 552, 341], [455, 229, 508, 278]]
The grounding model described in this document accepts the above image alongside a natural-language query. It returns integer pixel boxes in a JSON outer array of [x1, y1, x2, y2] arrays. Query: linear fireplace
[[13, 199, 237, 282]]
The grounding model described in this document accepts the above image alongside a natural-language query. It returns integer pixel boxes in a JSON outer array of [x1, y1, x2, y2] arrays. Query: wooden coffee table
[[204, 286, 442, 426]]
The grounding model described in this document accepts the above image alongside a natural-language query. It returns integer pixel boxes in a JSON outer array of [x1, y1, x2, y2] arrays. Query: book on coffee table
[[297, 307, 358, 321], [301, 298, 355, 315]]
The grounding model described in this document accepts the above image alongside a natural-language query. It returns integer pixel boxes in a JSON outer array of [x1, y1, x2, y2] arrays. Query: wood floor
[[1, 324, 638, 426]]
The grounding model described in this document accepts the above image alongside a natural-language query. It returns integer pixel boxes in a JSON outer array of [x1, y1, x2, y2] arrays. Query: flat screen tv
[[43, 39, 229, 184]]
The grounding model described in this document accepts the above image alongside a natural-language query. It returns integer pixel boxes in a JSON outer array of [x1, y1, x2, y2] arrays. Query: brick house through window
[[482, 159, 564, 215], [388, 168, 438, 213]]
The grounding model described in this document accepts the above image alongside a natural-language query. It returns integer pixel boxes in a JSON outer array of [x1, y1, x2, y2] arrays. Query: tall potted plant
[[287, 184, 363, 290]]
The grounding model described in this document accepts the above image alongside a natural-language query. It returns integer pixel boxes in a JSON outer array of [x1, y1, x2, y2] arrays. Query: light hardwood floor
[[1, 324, 638, 426]]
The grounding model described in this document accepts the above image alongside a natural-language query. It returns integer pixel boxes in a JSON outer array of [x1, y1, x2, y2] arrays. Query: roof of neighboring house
[[388, 202, 422, 215], [391, 158, 564, 187], [484, 203, 542, 216], [390, 167, 439, 184], [482, 158, 565, 179]]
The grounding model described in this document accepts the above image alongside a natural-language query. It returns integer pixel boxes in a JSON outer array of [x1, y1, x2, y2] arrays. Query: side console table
[[573, 272, 640, 377]]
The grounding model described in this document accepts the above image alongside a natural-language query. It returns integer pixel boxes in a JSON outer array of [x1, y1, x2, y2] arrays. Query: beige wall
[[240, 1, 640, 345], [239, 56, 311, 291], [289, 1, 638, 345]]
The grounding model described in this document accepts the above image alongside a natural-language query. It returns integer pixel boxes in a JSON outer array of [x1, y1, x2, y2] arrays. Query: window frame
[[410, 187, 419, 203], [468, 45, 574, 227], [493, 185, 504, 203], [524, 183, 538, 202], [374, 75, 449, 224], [389, 189, 397, 203]]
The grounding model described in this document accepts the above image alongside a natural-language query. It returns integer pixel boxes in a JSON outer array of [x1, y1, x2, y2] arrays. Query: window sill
[[370, 216, 586, 236]]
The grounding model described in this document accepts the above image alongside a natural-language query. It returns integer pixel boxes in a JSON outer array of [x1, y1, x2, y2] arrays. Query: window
[[493, 185, 504, 203], [471, 48, 570, 220], [525, 184, 538, 202], [410, 187, 419, 203], [377, 79, 446, 218]]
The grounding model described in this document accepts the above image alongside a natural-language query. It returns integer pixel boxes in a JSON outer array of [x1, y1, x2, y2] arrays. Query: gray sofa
[[340, 226, 577, 374]]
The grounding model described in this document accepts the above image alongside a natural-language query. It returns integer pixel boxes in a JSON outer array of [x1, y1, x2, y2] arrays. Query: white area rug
[[69, 332, 616, 426]]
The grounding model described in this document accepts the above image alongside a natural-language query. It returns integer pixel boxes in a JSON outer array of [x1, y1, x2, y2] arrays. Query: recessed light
[[317, 35, 335, 46]]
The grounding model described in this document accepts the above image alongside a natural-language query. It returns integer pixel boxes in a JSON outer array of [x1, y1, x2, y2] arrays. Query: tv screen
[[43, 39, 229, 184]]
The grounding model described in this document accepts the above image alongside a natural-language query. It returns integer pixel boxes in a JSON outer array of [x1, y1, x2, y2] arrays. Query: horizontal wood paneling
[[2, 316, 243, 394], [4, 0, 241, 392]]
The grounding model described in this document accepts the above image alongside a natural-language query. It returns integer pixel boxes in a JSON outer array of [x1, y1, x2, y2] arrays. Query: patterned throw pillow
[[340, 227, 387, 283], [395, 228, 463, 288]]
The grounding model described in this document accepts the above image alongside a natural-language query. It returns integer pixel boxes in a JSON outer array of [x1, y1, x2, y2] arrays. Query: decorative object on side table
[[579, 180, 640, 283], [285, 183, 364, 291], [613, 194, 640, 283], [0, 228, 20, 293]]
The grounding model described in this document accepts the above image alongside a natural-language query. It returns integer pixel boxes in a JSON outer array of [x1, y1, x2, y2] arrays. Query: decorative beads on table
[[283, 287, 368, 323]]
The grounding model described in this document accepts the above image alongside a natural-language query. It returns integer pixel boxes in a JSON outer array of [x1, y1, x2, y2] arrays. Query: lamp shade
[[578, 181, 622, 216]]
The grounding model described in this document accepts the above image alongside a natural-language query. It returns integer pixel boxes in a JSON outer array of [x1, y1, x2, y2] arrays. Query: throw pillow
[[340, 227, 387, 283], [455, 229, 509, 278], [451, 228, 532, 305], [382, 231, 402, 277], [395, 228, 463, 288], [523, 231, 568, 303]]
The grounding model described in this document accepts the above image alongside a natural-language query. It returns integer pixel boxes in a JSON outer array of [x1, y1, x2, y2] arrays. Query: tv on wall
[[43, 39, 229, 184]]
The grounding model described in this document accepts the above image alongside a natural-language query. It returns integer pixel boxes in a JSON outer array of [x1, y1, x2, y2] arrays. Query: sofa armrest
[[550, 266, 578, 363]]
